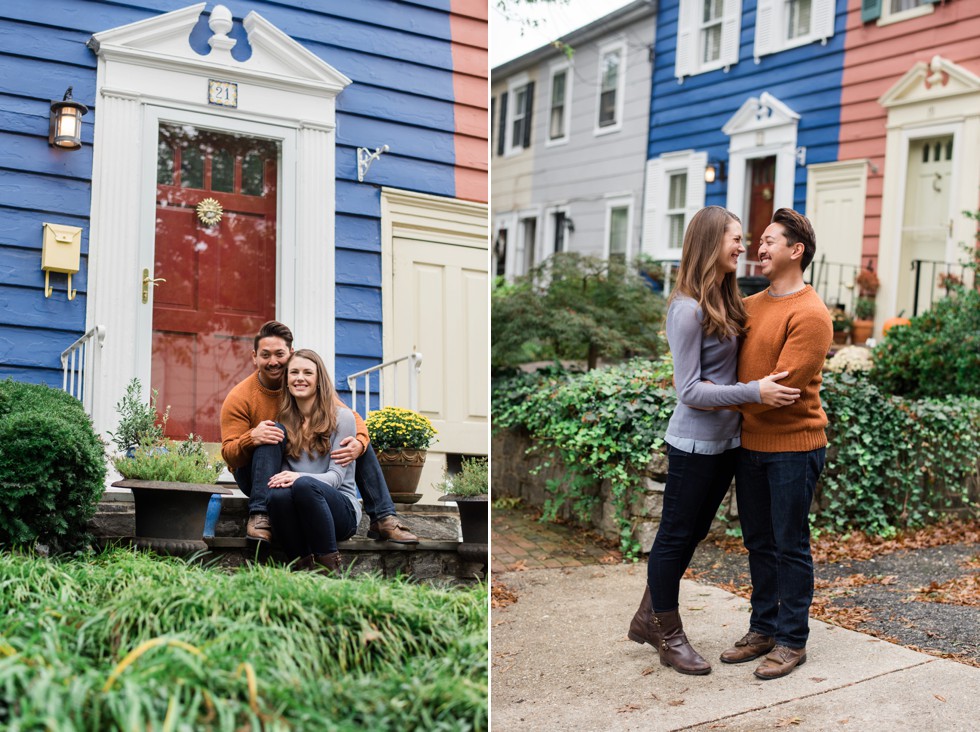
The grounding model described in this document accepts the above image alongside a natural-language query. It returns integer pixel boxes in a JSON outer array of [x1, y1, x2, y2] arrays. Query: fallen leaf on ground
[[616, 703, 641, 713], [491, 578, 519, 609], [668, 699, 685, 707], [509, 559, 528, 572], [911, 575, 980, 607], [640, 666, 655, 676], [934, 694, 946, 702], [809, 677, 826, 683], [774, 717, 803, 727]]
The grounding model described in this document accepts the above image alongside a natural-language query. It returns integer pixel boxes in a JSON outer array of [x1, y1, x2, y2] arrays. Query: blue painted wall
[[649, 0, 847, 210], [0, 0, 458, 398]]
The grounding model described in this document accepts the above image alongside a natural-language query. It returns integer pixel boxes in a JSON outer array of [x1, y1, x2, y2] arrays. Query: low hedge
[[0, 379, 106, 549]]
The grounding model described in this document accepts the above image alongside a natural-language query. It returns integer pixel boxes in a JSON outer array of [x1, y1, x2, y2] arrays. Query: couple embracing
[[628, 207, 833, 681]]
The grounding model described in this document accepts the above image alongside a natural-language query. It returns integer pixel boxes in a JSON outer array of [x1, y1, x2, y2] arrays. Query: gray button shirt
[[664, 296, 761, 455]]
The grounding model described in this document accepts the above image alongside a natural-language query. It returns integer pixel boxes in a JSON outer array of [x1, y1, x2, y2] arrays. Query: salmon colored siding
[[840, 0, 980, 264], [451, 0, 488, 203]]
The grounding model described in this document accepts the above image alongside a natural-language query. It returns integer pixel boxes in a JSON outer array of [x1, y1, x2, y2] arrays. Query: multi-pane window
[[511, 85, 530, 150], [787, 0, 812, 40], [701, 0, 724, 64], [892, 0, 928, 10], [608, 206, 630, 263], [549, 69, 568, 141], [598, 49, 622, 128], [667, 173, 688, 249]]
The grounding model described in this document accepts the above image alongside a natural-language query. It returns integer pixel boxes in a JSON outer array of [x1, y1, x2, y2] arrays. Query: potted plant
[[855, 267, 879, 298], [435, 457, 488, 546], [110, 379, 230, 553], [366, 406, 438, 503], [851, 297, 876, 345], [830, 307, 852, 345]]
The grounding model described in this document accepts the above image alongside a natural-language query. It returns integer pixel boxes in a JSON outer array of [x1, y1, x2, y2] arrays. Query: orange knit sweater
[[738, 286, 833, 452], [219, 372, 369, 470]]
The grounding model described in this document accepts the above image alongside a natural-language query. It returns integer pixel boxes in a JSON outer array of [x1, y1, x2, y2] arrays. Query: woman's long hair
[[669, 205, 748, 339], [279, 349, 338, 460]]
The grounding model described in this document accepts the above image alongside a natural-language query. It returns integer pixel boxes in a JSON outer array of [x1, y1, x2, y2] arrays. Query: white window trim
[[505, 73, 532, 157], [594, 38, 627, 136], [516, 209, 541, 276], [544, 204, 572, 256], [493, 212, 518, 280], [877, 1, 934, 27], [546, 61, 572, 147], [754, 0, 835, 63], [675, 0, 743, 81], [641, 151, 707, 259], [603, 195, 634, 260]]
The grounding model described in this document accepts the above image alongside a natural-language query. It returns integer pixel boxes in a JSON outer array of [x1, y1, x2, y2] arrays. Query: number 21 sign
[[208, 79, 238, 108]]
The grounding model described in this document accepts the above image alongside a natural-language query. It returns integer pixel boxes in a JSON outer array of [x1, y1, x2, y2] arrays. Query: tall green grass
[[0, 550, 488, 730]]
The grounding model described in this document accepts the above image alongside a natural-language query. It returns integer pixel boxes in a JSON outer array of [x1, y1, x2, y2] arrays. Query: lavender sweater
[[665, 296, 761, 453]]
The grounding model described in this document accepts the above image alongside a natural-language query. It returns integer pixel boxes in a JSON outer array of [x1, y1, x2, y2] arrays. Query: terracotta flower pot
[[851, 319, 874, 346], [376, 448, 427, 502]]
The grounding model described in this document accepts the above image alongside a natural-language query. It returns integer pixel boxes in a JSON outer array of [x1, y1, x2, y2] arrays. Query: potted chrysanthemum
[[365, 406, 437, 503]]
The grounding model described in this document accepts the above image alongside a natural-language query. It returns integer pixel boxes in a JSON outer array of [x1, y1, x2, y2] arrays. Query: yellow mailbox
[[41, 223, 82, 300]]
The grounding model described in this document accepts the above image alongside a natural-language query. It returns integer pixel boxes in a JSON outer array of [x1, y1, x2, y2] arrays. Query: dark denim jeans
[[233, 425, 396, 523], [267, 475, 358, 558], [735, 447, 826, 649], [647, 445, 738, 612]]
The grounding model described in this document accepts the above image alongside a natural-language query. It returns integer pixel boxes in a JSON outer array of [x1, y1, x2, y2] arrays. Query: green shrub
[[113, 434, 224, 483], [870, 282, 980, 399], [0, 379, 106, 548], [107, 377, 167, 453]]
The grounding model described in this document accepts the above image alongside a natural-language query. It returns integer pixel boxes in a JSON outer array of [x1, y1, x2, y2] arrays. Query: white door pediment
[[723, 92, 800, 136], [879, 55, 980, 109]]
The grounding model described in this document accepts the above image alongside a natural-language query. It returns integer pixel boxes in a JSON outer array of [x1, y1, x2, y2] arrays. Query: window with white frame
[[675, 0, 741, 80], [754, 0, 835, 61], [862, 0, 937, 25], [596, 41, 626, 133], [504, 76, 535, 155], [519, 215, 538, 275], [548, 64, 571, 143], [641, 151, 707, 258], [606, 199, 632, 263]]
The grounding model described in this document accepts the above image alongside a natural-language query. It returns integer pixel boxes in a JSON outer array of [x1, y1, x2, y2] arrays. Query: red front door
[[152, 125, 278, 442], [745, 156, 776, 277]]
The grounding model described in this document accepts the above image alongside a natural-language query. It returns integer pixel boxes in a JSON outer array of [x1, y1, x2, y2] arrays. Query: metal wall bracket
[[357, 144, 390, 182]]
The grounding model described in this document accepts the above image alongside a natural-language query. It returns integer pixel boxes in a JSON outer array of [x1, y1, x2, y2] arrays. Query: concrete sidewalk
[[491, 563, 980, 731]]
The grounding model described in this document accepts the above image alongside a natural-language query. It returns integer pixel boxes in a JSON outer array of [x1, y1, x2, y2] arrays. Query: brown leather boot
[[291, 554, 315, 572], [246, 513, 272, 543], [754, 645, 807, 680], [649, 609, 712, 675], [368, 516, 419, 544], [720, 631, 776, 664], [627, 586, 655, 646], [312, 551, 344, 575]]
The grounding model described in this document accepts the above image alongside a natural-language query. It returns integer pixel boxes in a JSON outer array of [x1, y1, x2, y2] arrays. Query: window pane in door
[[609, 206, 629, 261]]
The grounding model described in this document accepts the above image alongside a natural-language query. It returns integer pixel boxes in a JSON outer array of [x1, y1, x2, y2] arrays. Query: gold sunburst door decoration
[[196, 197, 224, 226]]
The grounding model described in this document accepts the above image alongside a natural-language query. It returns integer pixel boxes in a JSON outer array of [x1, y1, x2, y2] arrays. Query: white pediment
[[88, 3, 351, 95], [879, 55, 980, 109], [722, 92, 800, 136]]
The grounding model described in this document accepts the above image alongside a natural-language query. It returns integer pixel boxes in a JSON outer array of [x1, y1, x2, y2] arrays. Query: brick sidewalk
[[491, 506, 621, 574]]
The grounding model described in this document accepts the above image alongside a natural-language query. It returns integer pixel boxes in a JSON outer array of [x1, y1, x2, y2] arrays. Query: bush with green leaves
[[107, 378, 167, 453], [113, 434, 224, 483], [491, 253, 667, 371], [435, 457, 488, 497], [493, 358, 676, 558], [870, 286, 980, 399], [819, 373, 979, 535], [0, 549, 488, 730], [0, 379, 106, 549]]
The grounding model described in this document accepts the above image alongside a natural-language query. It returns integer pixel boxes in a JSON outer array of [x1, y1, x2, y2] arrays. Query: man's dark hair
[[253, 320, 293, 351], [771, 208, 816, 271]]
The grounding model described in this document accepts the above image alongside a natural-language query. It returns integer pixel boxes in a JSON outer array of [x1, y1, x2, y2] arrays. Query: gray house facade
[[491, 1, 657, 279]]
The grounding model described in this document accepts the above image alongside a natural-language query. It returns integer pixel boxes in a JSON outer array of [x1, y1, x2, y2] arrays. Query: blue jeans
[[267, 475, 358, 557], [233, 425, 396, 523], [647, 445, 738, 612], [735, 447, 826, 649]]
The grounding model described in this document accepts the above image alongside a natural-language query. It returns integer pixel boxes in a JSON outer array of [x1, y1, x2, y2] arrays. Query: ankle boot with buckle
[[628, 590, 711, 676], [312, 551, 344, 575]]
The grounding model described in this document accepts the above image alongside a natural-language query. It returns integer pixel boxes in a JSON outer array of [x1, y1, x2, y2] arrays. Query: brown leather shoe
[[720, 631, 776, 664], [246, 513, 272, 543], [292, 554, 315, 572], [368, 515, 419, 544], [313, 551, 344, 575], [754, 645, 807, 680], [629, 596, 710, 676]]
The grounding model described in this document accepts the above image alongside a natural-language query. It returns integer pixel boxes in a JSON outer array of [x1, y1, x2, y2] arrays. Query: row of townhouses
[[0, 0, 490, 478], [491, 0, 980, 335]]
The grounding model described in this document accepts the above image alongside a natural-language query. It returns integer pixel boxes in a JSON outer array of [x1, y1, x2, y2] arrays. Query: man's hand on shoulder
[[330, 436, 364, 467], [251, 420, 284, 445]]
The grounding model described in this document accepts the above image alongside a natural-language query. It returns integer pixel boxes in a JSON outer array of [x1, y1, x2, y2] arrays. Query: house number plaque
[[208, 79, 238, 108]]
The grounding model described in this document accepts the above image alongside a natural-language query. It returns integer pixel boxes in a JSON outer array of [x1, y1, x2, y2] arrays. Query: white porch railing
[[61, 325, 106, 416], [346, 352, 422, 419]]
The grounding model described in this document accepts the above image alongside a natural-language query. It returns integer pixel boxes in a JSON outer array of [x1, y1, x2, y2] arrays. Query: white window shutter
[[684, 152, 708, 231], [720, 0, 742, 70], [642, 158, 664, 253], [814, 0, 836, 43], [675, 0, 695, 81], [754, 0, 775, 62]]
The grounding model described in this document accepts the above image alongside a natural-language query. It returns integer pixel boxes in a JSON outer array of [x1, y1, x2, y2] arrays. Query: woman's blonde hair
[[279, 349, 338, 460], [670, 205, 748, 339]]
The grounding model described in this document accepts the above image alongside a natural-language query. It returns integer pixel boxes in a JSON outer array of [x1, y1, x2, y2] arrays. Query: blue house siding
[[0, 0, 461, 403], [649, 0, 847, 211]]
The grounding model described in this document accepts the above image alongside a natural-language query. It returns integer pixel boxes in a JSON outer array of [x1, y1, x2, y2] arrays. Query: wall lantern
[[49, 87, 88, 150], [704, 160, 726, 184]]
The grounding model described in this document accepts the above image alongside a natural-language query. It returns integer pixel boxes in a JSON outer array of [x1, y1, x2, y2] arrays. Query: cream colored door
[[898, 137, 953, 316], [391, 238, 488, 455]]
